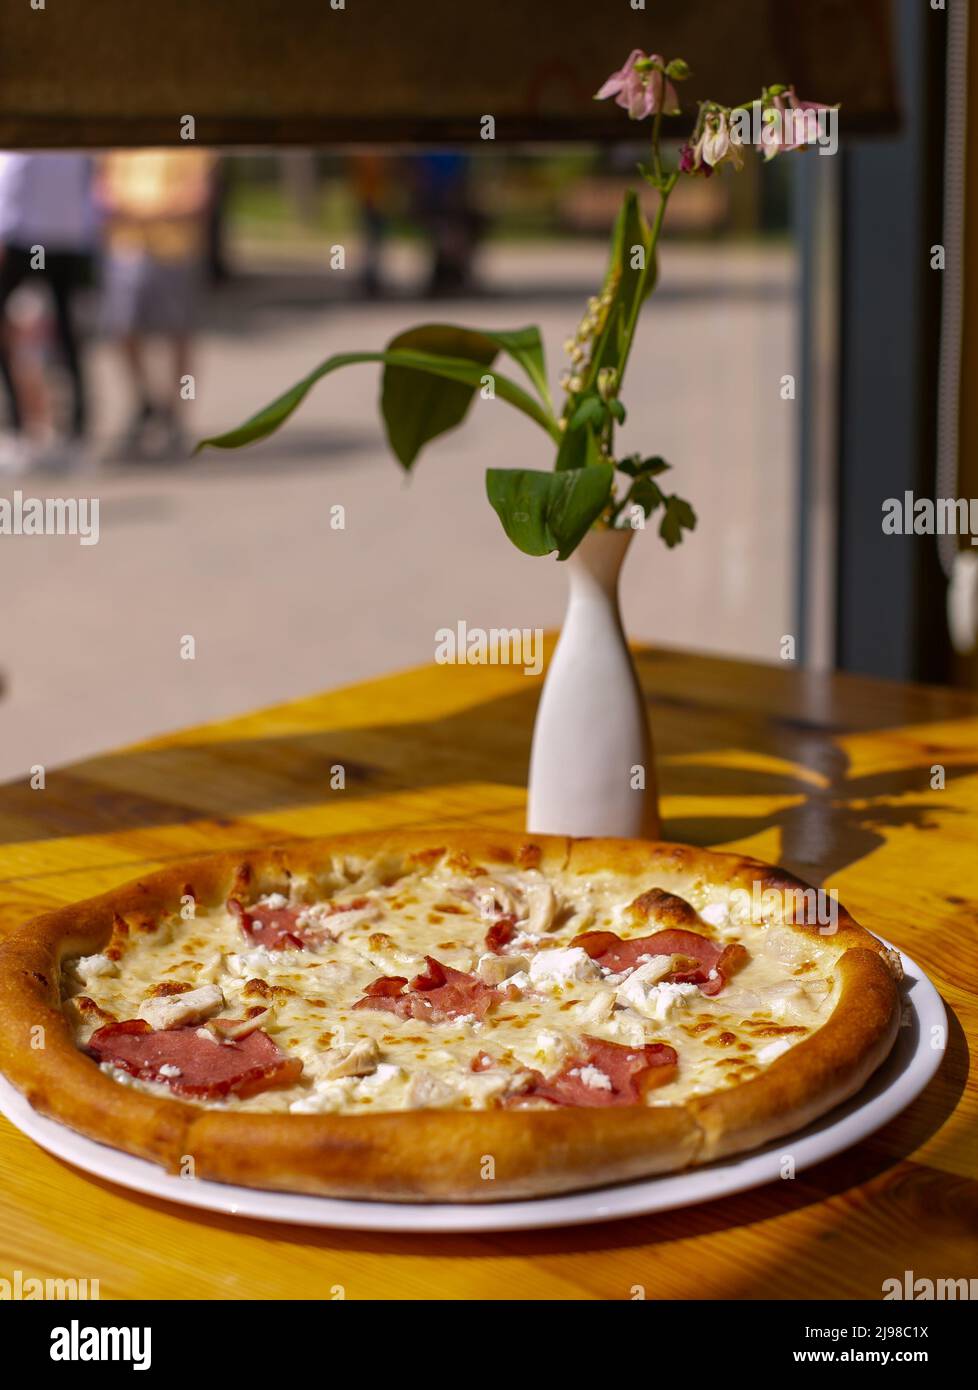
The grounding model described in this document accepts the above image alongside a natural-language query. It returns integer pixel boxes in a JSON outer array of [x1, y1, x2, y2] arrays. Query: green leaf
[[486, 464, 614, 560], [381, 326, 496, 468], [639, 454, 671, 476], [196, 346, 559, 460], [383, 322, 551, 422], [480, 325, 552, 409], [629, 476, 665, 518], [617, 453, 671, 478], [568, 393, 605, 432], [380, 323, 555, 467], [659, 495, 697, 547], [555, 418, 602, 472], [607, 399, 626, 424], [585, 190, 655, 387]]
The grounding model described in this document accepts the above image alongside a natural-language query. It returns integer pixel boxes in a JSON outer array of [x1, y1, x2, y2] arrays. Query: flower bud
[[665, 59, 691, 81], [596, 367, 618, 401]]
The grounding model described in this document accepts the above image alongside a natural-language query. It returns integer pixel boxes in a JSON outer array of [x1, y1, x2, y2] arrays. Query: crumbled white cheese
[[533, 1029, 570, 1070], [528, 947, 600, 990], [616, 973, 699, 1022], [503, 971, 531, 994], [603, 1012, 648, 1047], [157, 1064, 182, 1079], [699, 902, 728, 928], [612, 958, 674, 1011], [138, 984, 225, 1031], [257, 892, 289, 910], [74, 954, 118, 986], [224, 946, 305, 977], [578, 1064, 613, 1091], [99, 1062, 138, 1087]]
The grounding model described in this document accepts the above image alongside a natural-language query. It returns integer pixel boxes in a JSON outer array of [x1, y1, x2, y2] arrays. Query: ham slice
[[227, 895, 371, 951], [514, 1035, 678, 1108], [571, 928, 747, 996], [353, 956, 499, 1023], [484, 915, 517, 954], [227, 897, 307, 950], [88, 1018, 302, 1099]]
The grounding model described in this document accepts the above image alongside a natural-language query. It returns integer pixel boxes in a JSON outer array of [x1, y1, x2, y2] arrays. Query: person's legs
[[160, 331, 193, 455], [102, 252, 158, 456], [118, 332, 157, 452], [46, 251, 88, 439], [121, 332, 151, 402], [0, 245, 31, 433], [171, 332, 192, 397], [154, 260, 200, 456]]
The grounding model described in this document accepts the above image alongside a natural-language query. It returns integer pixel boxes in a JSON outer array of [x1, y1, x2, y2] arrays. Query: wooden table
[[1, 645, 976, 1300]]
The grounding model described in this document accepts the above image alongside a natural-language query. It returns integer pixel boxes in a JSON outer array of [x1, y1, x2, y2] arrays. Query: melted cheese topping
[[62, 853, 841, 1114]]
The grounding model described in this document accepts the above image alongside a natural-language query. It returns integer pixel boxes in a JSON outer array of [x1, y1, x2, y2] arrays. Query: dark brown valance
[[0, 0, 899, 148]]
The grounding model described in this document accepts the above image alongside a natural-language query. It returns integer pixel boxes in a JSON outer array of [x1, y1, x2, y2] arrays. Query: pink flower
[[684, 111, 744, 174], [678, 143, 698, 174], [595, 50, 680, 121], [760, 87, 834, 159]]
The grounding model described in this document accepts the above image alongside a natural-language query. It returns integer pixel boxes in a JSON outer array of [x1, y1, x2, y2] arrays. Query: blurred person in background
[[350, 152, 391, 298], [412, 153, 484, 297], [96, 149, 215, 461], [0, 152, 94, 475]]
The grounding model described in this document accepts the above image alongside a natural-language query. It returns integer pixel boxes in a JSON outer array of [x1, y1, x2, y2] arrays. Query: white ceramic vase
[[527, 528, 660, 838]]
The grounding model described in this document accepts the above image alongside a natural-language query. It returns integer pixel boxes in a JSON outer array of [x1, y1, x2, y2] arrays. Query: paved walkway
[[0, 239, 796, 781]]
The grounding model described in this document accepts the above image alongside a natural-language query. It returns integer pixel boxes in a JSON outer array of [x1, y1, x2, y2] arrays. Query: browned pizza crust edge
[[0, 830, 901, 1202]]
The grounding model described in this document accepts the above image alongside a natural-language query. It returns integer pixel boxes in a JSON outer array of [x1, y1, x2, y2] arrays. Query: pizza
[[0, 830, 901, 1202]]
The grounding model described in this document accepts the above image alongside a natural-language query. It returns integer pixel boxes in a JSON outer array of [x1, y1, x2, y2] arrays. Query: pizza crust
[[0, 831, 901, 1202]]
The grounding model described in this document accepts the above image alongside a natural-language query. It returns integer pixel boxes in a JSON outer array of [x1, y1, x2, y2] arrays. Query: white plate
[[0, 945, 946, 1233]]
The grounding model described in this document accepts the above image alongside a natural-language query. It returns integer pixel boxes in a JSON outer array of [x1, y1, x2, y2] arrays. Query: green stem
[[614, 176, 676, 393], [651, 106, 664, 184]]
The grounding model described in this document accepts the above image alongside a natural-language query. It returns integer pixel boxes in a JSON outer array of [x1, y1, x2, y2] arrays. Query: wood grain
[[0, 0, 898, 147], [0, 646, 975, 1300]]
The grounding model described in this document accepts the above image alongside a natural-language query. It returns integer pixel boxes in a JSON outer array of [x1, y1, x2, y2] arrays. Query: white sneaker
[[0, 432, 33, 477]]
